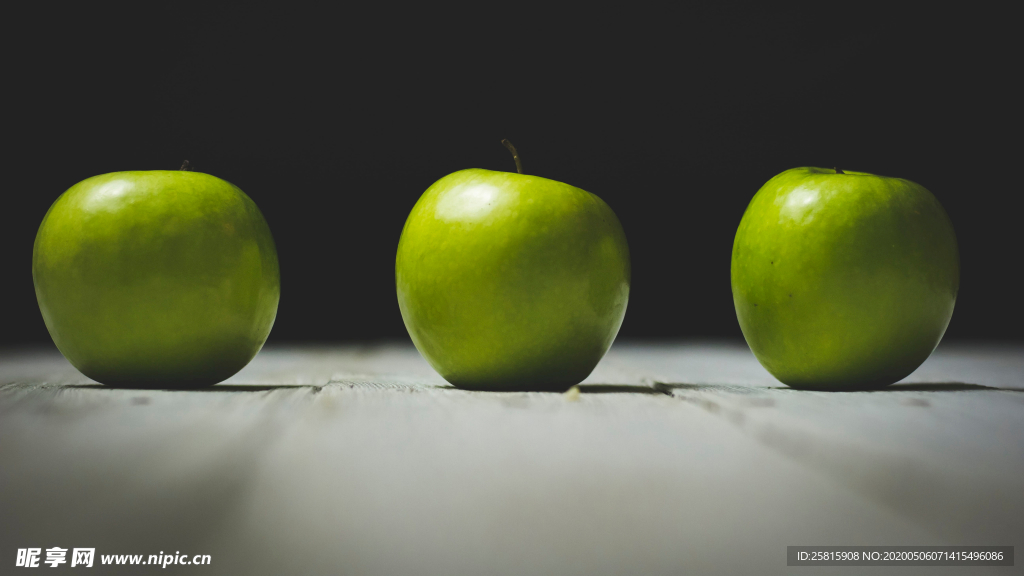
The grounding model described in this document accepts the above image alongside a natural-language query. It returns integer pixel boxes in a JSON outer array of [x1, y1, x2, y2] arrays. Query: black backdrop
[[3, 4, 1018, 346]]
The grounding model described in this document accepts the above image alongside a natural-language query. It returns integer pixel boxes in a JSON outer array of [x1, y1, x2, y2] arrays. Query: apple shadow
[[437, 383, 671, 395], [652, 381, 1022, 393], [874, 382, 1022, 392], [63, 383, 322, 393], [785, 381, 1022, 393], [577, 384, 672, 396]]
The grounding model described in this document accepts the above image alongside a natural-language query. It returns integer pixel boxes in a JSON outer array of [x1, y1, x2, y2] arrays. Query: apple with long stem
[[396, 141, 630, 391]]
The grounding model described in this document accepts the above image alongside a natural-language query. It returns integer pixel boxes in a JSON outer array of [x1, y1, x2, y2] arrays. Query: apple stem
[[501, 139, 524, 174], [180, 160, 191, 171], [834, 167, 845, 174]]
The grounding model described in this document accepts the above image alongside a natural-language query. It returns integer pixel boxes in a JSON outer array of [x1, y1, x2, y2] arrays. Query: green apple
[[731, 167, 959, 389], [33, 170, 280, 387], [396, 164, 630, 391]]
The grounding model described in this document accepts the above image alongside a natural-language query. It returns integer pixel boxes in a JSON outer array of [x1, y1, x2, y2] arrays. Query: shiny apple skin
[[33, 171, 280, 387], [731, 167, 959, 389], [396, 169, 630, 391]]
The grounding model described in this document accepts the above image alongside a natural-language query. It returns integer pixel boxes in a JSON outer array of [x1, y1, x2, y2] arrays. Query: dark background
[[2, 4, 1018, 346]]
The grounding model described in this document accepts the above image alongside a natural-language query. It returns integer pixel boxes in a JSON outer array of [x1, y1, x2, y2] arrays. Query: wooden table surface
[[2, 342, 1022, 575]]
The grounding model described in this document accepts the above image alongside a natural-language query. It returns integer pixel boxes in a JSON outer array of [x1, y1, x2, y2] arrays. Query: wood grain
[[2, 342, 1021, 575]]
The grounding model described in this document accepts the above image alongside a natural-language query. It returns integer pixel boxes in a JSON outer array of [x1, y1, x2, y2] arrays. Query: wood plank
[[601, 342, 1024, 545], [2, 342, 1022, 575]]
